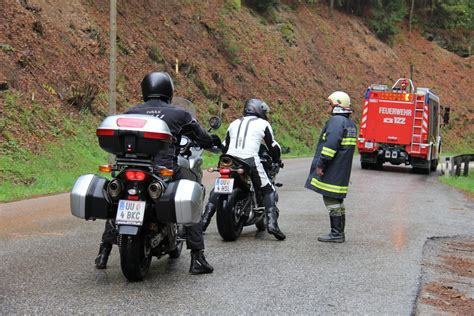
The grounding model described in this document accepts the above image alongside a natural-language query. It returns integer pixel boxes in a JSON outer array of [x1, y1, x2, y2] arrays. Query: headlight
[[148, 180, 165, 200]]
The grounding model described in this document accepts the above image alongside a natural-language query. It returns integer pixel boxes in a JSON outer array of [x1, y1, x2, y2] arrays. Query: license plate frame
[[116, 200, 146, 226], [214, 178, 234, 194]]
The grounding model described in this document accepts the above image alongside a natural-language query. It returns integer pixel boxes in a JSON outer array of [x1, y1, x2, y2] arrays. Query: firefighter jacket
[[305, 114, 357, 199]]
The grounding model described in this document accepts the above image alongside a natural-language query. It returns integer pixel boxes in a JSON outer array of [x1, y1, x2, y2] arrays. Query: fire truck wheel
[[361, 162, 371, 170]]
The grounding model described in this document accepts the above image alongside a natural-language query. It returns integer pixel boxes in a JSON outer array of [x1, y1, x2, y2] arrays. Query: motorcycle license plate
[[116, 200, 146, 226], [214, 178, 234, 194]]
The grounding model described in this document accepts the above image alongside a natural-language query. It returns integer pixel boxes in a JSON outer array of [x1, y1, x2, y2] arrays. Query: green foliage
[[0, 111, 107, 202], [244, 0, 279, 13], [439, 172, 474, 195], [217, 18, 242, 65], [0, 43, 15, 52], [366, 0, 407, 44], [147, 45, 164, 64], [226, 0, 241, 11], [429, 0, 474, 30], [278, 21, 297, 46]]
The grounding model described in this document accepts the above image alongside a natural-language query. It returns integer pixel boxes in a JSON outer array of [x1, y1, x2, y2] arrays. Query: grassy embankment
[[0, 92, 315, 202], [0, 92, 108, 202]]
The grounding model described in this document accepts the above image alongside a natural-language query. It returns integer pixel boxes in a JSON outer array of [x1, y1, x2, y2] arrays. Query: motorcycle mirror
[[209, 116, 221, 130]]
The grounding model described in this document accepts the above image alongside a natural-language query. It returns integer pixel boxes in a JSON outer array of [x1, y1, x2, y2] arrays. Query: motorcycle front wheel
[[216, 189, 245, 241], [119, 231, 152, 282]]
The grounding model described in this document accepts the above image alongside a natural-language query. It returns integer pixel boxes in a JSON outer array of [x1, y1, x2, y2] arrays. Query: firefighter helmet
[[141, 72, 174, 103], [244, 98, 270, 120], [327, 91, 352, 114]]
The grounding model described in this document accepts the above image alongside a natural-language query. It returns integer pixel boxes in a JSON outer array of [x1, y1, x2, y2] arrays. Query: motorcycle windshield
[[172, 97, 196, 118]]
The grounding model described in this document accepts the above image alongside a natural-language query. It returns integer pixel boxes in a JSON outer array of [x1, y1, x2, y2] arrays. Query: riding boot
[[201, 202, 216, 232], [262, 191, 286, 241], [265, 207, 286, 240], [189, 250, 214, 275], [318, 215, 345, 243], [95, 243, 112, 269]]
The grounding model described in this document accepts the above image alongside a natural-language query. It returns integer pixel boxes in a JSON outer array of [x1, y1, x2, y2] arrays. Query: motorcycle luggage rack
[[115, 157, 154, 168]]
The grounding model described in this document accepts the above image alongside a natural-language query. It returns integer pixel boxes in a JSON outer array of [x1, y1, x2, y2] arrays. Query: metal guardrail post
[[449, 154, 473, 177]]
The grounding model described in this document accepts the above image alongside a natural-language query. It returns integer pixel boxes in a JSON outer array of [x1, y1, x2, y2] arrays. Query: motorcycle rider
[[95, 71, 220, 274], [201, 98, 286, 241], [304, 91, 357, 243]]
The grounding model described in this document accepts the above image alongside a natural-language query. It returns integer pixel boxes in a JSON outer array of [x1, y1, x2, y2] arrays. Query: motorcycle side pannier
[[154, 180, 204, 225], [70, 174, 111, 220], [96, 114, 172, 158]]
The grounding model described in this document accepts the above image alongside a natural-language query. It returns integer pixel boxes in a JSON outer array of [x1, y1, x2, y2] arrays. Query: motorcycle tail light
[[125, 170, 147, 181], [219, 168, 231, 175]]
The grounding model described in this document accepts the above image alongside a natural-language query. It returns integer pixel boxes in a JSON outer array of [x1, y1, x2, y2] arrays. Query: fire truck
[[357, 78, 446, 174]]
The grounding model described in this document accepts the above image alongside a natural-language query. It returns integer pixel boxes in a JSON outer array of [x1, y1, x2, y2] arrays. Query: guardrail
[[441, 154, 474, 177]]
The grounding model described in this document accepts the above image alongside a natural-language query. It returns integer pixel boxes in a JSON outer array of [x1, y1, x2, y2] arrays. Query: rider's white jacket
[[223, 115, 281, 160]]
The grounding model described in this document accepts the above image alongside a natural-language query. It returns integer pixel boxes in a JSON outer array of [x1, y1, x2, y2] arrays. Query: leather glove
[[211, 134, 222, 148]]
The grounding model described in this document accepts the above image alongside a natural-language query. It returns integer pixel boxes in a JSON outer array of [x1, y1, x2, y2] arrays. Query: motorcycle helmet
[[243, 98, 270, 120], [327, 91, 352, 114], [141, 72, 174, 103]]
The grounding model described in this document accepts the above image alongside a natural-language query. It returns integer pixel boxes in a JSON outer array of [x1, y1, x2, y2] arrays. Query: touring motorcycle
[[209, 147, 284, 241], [70, 98, 220, 281]]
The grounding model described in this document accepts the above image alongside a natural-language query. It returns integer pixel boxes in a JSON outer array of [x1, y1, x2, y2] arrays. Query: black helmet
[[244, 98, 270, 120], [141, 72, 174, 103]]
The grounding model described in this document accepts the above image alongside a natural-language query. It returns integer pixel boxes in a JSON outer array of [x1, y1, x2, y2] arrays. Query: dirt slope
[[0, 0, 473, 152]]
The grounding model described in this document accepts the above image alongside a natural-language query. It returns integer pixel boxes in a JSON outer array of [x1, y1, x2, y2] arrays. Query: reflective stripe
[[341, 137, 357, 146], [321, 146, 336, 157], [326, 203, 343, 211], [310, 178, 348, 194], [322, 133, 327, 140]]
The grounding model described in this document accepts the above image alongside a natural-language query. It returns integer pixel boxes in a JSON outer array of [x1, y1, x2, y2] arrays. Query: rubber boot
[[266, 207, 286, 241], [318, 216, 345, 243], [201, 202, 216, 232], [189, 250, 214, 275], [95, 243, 112, 269]]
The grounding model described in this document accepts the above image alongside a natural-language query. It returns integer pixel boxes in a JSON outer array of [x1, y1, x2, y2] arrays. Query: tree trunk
[[409, 0, 415, 32]]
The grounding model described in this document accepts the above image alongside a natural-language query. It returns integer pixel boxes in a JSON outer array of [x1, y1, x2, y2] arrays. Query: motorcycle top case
[[96, 114, 172, 158], [154, 179, 204, 225], [70, 174, 111, 220]]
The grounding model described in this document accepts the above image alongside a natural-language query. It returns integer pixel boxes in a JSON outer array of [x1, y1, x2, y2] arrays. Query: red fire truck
[[357, 78, 444, 174]]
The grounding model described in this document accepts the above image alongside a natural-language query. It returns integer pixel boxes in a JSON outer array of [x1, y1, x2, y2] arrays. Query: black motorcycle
[[71, 99, 221, 281], [209, 147, 283, 241]]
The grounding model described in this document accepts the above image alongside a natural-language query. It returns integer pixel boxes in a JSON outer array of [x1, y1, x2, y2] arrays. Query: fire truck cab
[[357, 78, 442, 174]]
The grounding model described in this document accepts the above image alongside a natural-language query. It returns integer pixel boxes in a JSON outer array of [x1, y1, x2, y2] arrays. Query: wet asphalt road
[[1, 158, 473, 314]]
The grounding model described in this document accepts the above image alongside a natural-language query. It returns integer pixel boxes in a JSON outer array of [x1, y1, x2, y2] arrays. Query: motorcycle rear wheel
[[119, 232, 152, 282], [216, 189, 244, 241]]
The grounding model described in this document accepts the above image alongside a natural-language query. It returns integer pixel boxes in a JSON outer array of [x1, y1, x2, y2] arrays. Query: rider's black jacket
[[125, 99, 214, 169]]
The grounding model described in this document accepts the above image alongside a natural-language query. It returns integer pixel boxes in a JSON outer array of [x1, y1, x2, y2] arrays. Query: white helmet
[[327, 91, 352, 114]]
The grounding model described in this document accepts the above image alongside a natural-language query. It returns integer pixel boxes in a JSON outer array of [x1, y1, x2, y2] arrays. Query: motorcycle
[[209, 147, 284, 241], [71, 98, 221, 281]]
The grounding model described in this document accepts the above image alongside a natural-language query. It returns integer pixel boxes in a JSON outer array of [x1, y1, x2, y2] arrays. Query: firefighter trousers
[[323, 196, 345, 216]]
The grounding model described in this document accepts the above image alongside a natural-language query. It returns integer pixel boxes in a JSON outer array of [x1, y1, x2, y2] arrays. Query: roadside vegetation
[[0, 92, 107, 202], [439, 173, 474, 196]]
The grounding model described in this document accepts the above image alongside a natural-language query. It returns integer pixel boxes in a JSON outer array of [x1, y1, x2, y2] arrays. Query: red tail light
[[125, 170, 147, 181], [219, 168, 231, 178], [143, 132, 171, 141], [96, 129, 115, 136]]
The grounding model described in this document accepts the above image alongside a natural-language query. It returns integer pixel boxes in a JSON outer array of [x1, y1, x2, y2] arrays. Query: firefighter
[[304, 91, 357, 243]]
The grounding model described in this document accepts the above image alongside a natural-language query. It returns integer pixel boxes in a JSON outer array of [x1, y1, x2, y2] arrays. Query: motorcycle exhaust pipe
[[148, 181, 165, 200], [107, 179, 123, 200]]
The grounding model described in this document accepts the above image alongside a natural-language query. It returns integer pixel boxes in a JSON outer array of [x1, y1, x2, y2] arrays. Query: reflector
[[96, 129, 115, 136], [116, 118, 147, 128]]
